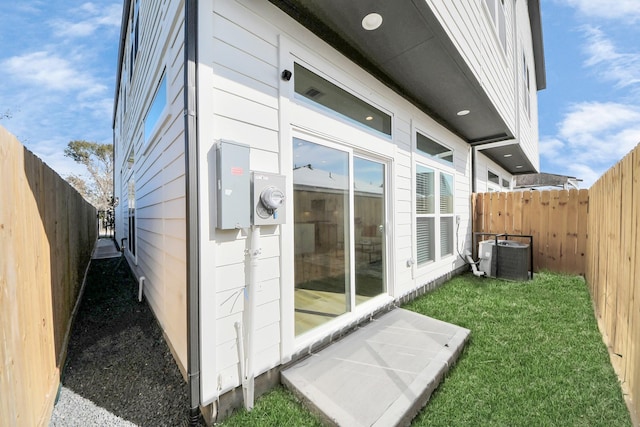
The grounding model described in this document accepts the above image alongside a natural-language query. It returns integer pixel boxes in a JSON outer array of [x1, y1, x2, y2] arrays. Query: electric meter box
[[251, 172, 286, 225], [215, 140, 250, 229]]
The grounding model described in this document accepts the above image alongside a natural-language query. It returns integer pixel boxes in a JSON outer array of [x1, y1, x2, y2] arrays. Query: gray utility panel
[[215, 140, 250, 230]]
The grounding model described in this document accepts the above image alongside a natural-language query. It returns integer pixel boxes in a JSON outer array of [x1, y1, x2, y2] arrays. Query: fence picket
[[0, 128, 97, 426]]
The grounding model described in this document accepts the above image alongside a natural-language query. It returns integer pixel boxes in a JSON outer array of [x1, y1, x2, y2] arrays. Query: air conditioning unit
[[478, 240, 497, 277], [478, 239, 530, 281]]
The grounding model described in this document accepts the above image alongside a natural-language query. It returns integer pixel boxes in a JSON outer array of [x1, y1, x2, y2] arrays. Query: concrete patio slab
[[92, 238, 121, 259], [281, 308, 470, 427]]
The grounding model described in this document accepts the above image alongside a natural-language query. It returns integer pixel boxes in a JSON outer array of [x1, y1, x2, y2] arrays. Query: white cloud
[[541, 102, 640, 187], [2, 51, 102, 93], [538, 137, 565, 159], [559, 0, 640, 22], [581, 26, 640, 89], [559, 102, 640, 141], [565, 163, 602, 188], [50, 2, 122, 38]]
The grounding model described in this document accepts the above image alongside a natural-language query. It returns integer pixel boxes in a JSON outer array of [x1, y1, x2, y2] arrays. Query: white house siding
[[114, 0, 189, 374], [197, 0, 477, 403], [475, 151, 514, 193], [427, 0, 517, 135], [515, 0, 540, 171]]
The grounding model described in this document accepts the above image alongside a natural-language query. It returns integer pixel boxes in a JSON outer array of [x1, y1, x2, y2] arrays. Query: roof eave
[[528, 0, 546, 91]]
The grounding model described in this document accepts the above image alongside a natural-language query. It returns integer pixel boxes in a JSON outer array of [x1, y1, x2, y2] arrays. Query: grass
[[405, 272, 631, 426], [217, 386, 322, 427], [219, 272, 631, 426]]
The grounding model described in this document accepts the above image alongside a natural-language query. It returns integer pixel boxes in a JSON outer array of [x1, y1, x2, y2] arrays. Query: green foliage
[[218, 386, 322, 427], [64, 140, 113, 209]]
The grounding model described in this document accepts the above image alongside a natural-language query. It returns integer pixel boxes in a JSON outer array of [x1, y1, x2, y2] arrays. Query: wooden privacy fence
[[586, 143, 640, 422], [0, 126, 98, 426], [472, 189, 589, 275]]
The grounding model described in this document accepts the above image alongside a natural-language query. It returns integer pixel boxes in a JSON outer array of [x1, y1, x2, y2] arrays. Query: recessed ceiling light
[[365, 116, 374, 121], [362, 13, 383, 31], [457, 109, 470, 116], [504, 154, 513, 158], [516, 165, 523, 169]]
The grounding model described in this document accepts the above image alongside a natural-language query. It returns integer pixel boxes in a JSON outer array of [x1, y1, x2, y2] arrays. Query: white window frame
[[414, 131, 456, 268], [483, 0, 508, 53], [143, 71, 169, 150], [291, 60, 393, 140], [129, 0, 140, 81], [487, 169, 512, 192], [126, 176, 137, 264], [523, 53, 531, 120]]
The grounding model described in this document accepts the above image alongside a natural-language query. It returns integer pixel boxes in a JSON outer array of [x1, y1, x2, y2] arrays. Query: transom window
[[416, 133, 453, 165], [293, 63, 392, 136], [488, 170, 500, 185]]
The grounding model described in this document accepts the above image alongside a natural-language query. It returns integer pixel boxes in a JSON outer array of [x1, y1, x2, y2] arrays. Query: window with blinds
[[415, 161, 454, 265], [440, 173, 454, 257]]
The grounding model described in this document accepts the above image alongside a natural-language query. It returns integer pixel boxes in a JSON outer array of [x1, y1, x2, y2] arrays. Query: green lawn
[[220, 272, 631, 426]]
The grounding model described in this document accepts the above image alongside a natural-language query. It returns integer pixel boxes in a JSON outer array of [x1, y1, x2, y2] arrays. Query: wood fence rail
[[472, 189, 589, 275], [0, 127, 97, 426]]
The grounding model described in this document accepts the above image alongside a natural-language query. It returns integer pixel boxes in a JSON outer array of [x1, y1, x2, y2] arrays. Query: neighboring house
[[112, 0, 545, 421]]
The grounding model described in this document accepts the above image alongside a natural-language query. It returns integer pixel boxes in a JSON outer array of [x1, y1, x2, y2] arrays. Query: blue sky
[[1, 1, 639, 188]]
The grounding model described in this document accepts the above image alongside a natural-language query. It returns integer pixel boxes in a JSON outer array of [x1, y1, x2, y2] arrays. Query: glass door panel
[[293, 138, 350, 335], [353, 157, 385, 303]]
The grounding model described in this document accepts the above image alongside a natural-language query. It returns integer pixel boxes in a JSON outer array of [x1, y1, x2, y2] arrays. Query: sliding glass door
[[293, 137, 386, 335], [353, 157, 385, 303]]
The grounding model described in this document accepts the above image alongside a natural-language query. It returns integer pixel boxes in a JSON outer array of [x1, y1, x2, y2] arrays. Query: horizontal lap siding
[[205, 0, 477, 396], [116, 1, 188, 373], [428, 0, 516, 132], [209, 7, 281, 393], [515, 0, 539, 171]]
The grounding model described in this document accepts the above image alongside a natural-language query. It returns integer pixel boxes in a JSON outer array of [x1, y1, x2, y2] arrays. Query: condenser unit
[[476, 235, 532, 281]]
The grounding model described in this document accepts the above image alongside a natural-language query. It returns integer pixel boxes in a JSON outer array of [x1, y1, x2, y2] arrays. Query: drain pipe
[[138, 276, 146, 302], [242, 225, 260, 410], [184, 0, 201, 424]]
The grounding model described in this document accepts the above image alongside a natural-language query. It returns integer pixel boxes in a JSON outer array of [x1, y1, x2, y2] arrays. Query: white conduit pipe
[[241, 225, 260, 410], [138, 276, 146, 302]]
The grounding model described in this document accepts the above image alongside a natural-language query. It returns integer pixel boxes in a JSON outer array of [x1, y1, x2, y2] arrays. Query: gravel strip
[[50, 256, 201, 426], [50, 387, 137, 427]]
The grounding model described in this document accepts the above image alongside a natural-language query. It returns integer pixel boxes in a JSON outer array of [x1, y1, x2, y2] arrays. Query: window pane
[[502, 178, 510, 189], [440, 217, 454, 257], [440, 173, 454, 214], [498, 2, 506, 50], [294, 63, 392, 136], [484, 0, 496, 22], [416, 165, 434, 214], [144, 75, 167, 145], [488, 171, 500, 184], [416, 133, 453, 164], [417, 217, 435, 265], [293, 138, 350, 335]]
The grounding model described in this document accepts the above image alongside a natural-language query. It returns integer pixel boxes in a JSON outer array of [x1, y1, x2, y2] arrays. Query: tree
[[64, 140, 113, 210]]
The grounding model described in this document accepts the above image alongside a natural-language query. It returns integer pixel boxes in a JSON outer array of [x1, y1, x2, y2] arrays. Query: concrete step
[[92, 238, 121, 259], [281, 308, 470, 427]]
